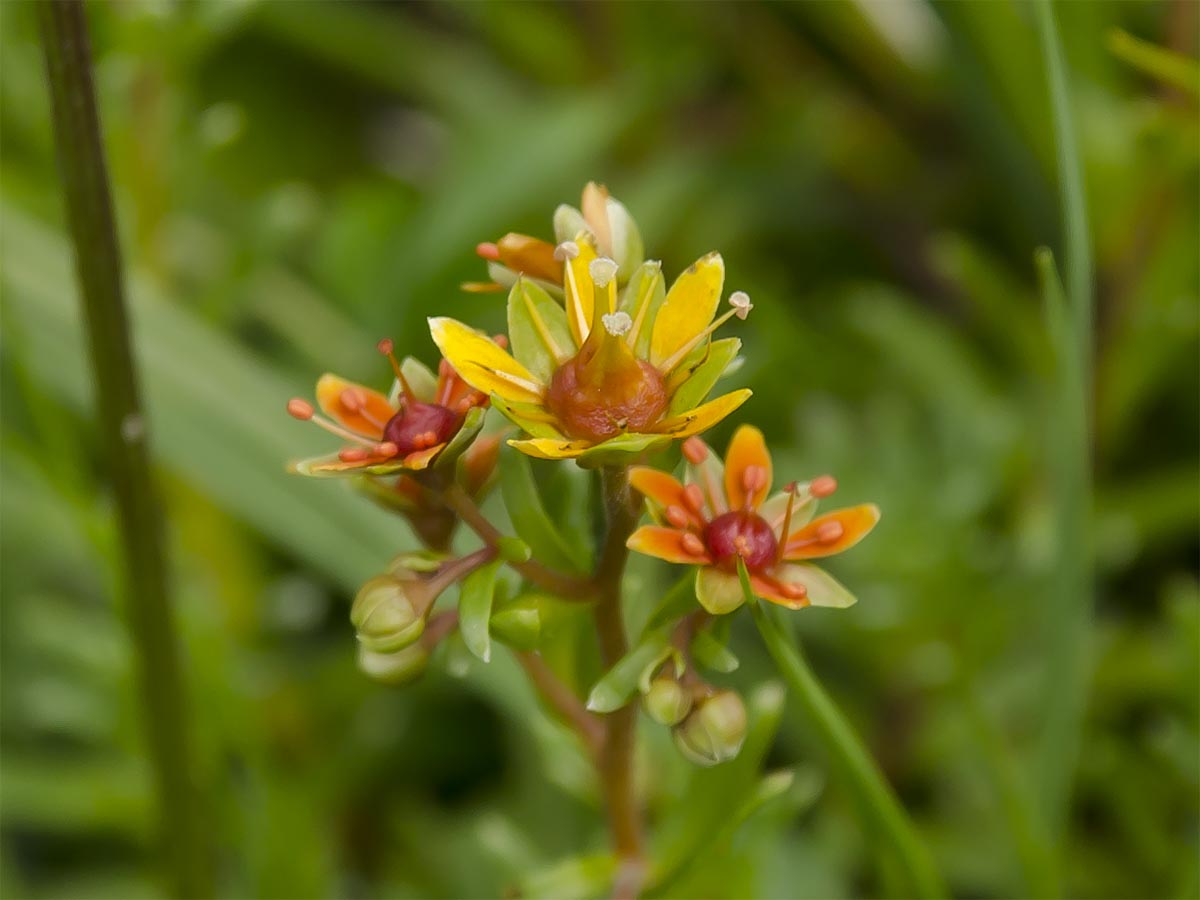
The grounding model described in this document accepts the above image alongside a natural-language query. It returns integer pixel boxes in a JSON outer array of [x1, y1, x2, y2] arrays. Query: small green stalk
[[37, 3, 208, 896], [749, 588, 945, 899]]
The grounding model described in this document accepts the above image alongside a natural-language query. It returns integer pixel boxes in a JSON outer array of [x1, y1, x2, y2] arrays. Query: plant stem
[[516, 651, 605, 760], [442, 482, 594, 598], [593, 467, 645, 897], [37, 3, 208, 897], [750, 602, 946, 899], [1033, 0, 1095, 844]]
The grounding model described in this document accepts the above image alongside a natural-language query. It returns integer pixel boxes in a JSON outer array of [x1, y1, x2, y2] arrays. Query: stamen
[[339, 447, 370, 462], [436, 358, 457, 406], [588, 257, 619, 289], [817, 520, 844, 544], [741, 465, 768, 506], [658, 297, 752, 375], [375, 441, 399, 457], [492, 334, 509, 350], [476, 242, 501, 261], [781, 582, 807, 600], [776, 482, 799, 564], [624, 261, 661, 350], [728, 291, 753, 320], [553, 241, 580, 261], [682, 437, 709, 465], [682, 483, 707, 516], [602, 311, 632, 337], [378, 338, 417, 403], [810, 475, 837, 498], [287, 398, 315, 420], [665, 505, 690, 529], [339, 388, 365, 412], [681, 533, 707, 556]]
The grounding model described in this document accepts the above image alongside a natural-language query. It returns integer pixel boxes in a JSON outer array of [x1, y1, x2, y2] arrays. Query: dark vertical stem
[[592, 467, 644, 896], [37, 3, 208, 896]]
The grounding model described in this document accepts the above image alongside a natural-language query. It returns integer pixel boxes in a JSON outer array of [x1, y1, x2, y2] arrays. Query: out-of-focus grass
[[1, 1, 1196, 898]]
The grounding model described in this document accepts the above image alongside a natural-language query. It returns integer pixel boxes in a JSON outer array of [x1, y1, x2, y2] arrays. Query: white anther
[[729, 291, 753, 320], [602, 311, 633, 336], [553, 241, 580, 261], [588, 257, 619, 288]]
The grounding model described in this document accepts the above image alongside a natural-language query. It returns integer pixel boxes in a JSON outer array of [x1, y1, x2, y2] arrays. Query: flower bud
[[605, 196, 643, 281], [357, 643, 428, 685], [351, 575, 425, 653], [673, 689, 747, 766], [643, 677, 692, 726]]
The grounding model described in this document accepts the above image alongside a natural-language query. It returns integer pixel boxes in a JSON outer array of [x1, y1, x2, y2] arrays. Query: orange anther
[[665, 505, 690, 529], [810, 475, 837, 498], [492, 334, 509, 349], [817, 520, 844, 543], [339, 447, 369, 462], [476, 241, 501, 261], [375, 441, 399, 457], [377, 338, 394, 356], [287, 398, 314, 420], [683, 483, 707, 515], [682, 437, 709, 465], [781, 582, 807, 599], [438, 358, 455, 378], [742, 464, 767, 497], [339, 388, 365, 412], [681, 533, 707, 556]]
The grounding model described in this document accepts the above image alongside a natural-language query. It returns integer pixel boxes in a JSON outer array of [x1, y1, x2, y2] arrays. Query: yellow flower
[[626, 426, 880, 614], [430, 229, 752, 464]]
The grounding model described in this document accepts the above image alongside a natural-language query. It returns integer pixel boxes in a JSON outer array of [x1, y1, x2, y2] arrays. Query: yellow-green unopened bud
[[351, 575, 424, 653], [357, 643, 428, 685], [643, 678, 692, 726], [673, 689, 747, 766]]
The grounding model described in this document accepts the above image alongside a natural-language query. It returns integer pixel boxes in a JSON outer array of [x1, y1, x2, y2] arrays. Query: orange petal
[[784, 504, 881, 560], [626, 526, 712, 565], [629, 468, 704, 527], [750, 572, 811, 610], [401, 443, 446, 471], [496, 233, 564, 284], [316, 374, 393, 440], [724, 425, 772, 511]]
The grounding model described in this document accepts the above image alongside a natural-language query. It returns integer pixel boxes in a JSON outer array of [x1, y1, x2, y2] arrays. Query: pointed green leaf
[[498, 446, 589, 574], [668, 337, 742, 415], [433, 404, 487, 470], [586, 628, 672, 713], [459, 558, 502, 662], [507, 279, 575, 382], [576, 432, 671, 469], [491, 394, 564, 439], [691, 624, 739, 673]]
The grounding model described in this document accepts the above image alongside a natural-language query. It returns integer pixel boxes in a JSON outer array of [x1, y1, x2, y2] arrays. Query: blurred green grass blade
[[1032, 0, 1095, 843], [499, 448, 590, 575], [1107, 28, 1200, 97], [1, 202, 404, 587], [749, 596, 946, 899]]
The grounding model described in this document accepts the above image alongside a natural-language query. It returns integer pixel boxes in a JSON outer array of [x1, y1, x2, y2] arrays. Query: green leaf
[[498, 446, 589, 574], [459, 558, 502, 662], [522, 853, 616, 900], [691, 624, 739, 673], [576, 432, 671, 469], [619, 261, 666, 358], [434, 405, 487, 470], [496, 536, 532, 563], [585, 628, 672, 713], [490, 594, 541, 651], [1108, 28, 1200, 97], [668, 337, 741, 415], [491, 394, 564, 439], [507, 278, 575, 383], [642, 574, 697, 632]]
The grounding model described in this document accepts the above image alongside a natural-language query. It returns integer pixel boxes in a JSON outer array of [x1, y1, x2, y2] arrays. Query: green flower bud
[[673, 689, 747, 766], [643, 677, 692, 726], [490, 597, 540, 651], [351, 575, 425, 653], [357, 643, 428, 685]]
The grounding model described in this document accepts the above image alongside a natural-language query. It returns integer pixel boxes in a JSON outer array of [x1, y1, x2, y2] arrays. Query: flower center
[[383, 402, 461, 455], [705, 511, 778, 571], [545, 355, 667, 442]]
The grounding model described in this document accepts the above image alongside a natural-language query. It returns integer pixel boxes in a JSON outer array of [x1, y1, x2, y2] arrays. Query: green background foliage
[[1, 1, 1196, 897]]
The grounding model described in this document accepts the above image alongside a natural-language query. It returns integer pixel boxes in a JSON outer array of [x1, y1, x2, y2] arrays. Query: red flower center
[[705, 511, 777, 571], [383, 402, 462, 455]]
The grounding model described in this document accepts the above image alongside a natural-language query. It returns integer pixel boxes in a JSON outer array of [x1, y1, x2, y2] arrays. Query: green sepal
[[619, 261, 666, 358], [553, 204, 588, 245], [586, 628, 673, 713], [576, 433, 671, 469], [499, 446, 589, 573], [388, 550, 448, 575], [507, 278, 575, 383], [432, 404, 487, 471], [695, 567, 746, 616], [691, 625, 739, 673], [668, 337, 742, 415], [490, 394, 564, 439], [459, 558, 502, 663], [780, 563, 858, 609]]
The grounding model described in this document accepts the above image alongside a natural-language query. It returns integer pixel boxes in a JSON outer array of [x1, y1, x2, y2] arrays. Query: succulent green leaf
[[507, 279, 575, 382], [459, 558, 502, 662], [691, 625, 739, 673], [499, 446, 589, 574], [586, 628, 672, 713], [576, 433, 671, 469]]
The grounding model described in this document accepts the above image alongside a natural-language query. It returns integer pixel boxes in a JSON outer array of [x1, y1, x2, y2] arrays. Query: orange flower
[[285, 339, 494, 477], [627, 426, 880, 614]]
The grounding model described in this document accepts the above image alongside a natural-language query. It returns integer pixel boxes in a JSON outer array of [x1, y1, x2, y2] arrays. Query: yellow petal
[[724, 425, 772, 510], [649, 252, 724, 369], [506, 436, 595, 460], [650, 389, 751, 438], [563, 235, 598, 348], [428, 317, 545, 404]]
